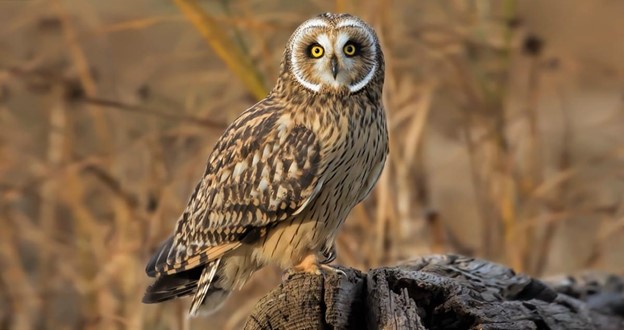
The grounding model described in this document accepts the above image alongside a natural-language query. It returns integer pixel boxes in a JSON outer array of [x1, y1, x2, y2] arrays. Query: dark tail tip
[[143, 267, 203, 303], [145, 236, 174, 277]]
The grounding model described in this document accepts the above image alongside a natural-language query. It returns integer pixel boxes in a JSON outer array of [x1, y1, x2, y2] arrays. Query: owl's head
[[282, 13, 383, 94]]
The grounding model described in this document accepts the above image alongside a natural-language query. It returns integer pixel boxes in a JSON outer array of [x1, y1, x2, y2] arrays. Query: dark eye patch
[[306, 43, 324, 58], [343, 41, 361, 57]]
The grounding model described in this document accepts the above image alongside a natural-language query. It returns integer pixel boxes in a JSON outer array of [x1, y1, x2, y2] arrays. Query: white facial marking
[[349, 62, 377, 93], [313, 33, 339, 88], [316, 34, 332, 51], [336, 18, 367, 29], [336, 32, 351, 49], [290, 18, 329, 93], [294, 18, 329, 35], [290, 16, 378, 93], [337, 19, 378, 93]]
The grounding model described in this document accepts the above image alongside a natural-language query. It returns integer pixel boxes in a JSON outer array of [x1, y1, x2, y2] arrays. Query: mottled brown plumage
[[143, 12, 388, 316]]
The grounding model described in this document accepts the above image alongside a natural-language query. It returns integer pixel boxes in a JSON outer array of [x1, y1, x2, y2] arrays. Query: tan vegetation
[[1, 0, 623, 329]]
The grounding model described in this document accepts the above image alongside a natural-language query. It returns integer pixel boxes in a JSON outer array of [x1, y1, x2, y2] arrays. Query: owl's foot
[[284, 254, 321, 280], [282, 254, 348, 281], [295, 253, 322, 274]]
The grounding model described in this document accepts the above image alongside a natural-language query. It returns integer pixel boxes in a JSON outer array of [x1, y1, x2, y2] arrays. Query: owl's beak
[[330, 56, 339, 79]]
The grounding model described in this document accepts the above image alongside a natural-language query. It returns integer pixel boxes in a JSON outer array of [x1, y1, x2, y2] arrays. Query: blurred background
[[2, 0, 624, 329]]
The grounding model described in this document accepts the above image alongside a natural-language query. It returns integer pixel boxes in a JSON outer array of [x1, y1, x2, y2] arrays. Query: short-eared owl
[[143, 12, 388, 316]]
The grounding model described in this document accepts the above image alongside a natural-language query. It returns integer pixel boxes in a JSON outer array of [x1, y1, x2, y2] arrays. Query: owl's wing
[[146, 103, 327, 276]]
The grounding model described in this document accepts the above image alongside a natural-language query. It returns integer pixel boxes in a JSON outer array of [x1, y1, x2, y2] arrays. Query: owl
[[143, 12, 388, 316]]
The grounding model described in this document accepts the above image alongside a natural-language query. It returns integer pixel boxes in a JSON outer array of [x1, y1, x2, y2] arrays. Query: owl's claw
[[319, 264, 347, 277], [319, 245, 337, 264]]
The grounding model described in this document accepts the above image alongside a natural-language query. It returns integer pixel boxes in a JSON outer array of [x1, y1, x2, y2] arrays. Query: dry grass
[[1, 0, 624, 329]]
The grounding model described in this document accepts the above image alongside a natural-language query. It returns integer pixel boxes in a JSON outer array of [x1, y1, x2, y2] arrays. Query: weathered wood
[[244, 255, 624, 330]]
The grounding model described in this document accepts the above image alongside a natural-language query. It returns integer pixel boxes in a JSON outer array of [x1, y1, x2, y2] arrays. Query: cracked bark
[[244, 255, 624, 330]]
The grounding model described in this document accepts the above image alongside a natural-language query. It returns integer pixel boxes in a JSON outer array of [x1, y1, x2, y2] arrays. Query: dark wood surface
[[244, 255, 624, 330]]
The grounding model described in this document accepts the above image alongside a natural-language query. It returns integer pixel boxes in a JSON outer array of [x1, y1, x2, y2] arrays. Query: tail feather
[[143, 253, 232, 317], [145, 236, 174, 277], [189, 258, 221, 316], [196, 287, 231, 316], [142, 280, 197, 303], [143, 266, 202, 303], [146, 235, 240, 277]]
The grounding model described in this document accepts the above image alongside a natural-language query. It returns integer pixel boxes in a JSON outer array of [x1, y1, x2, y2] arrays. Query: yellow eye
[[343, 43, 357, 56], [309, 45, 324, 58]]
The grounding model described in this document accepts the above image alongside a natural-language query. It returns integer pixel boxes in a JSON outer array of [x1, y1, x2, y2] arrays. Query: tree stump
[[244, 255, 624, 330]]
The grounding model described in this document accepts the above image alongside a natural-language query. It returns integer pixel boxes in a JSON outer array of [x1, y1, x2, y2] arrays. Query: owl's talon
[[319, 245, 337, 264], [320, 264, 347, 277], [283, 263, 346, 282]]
